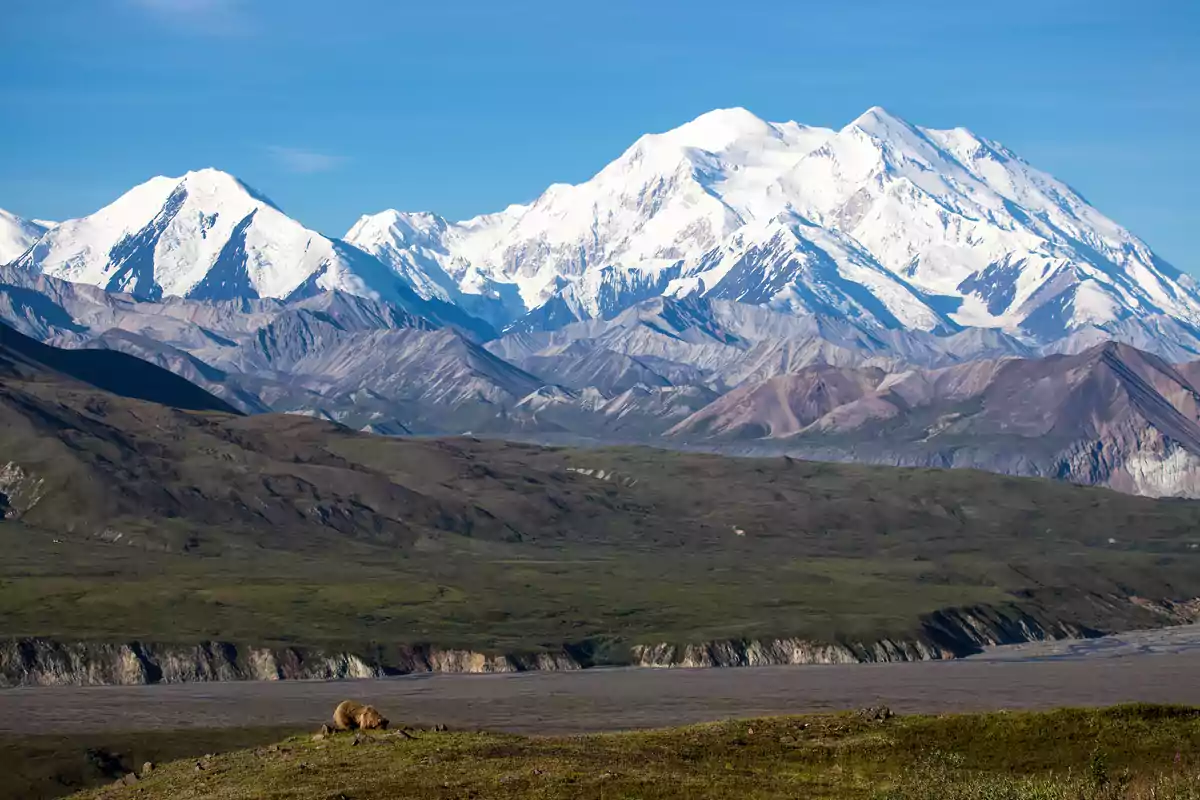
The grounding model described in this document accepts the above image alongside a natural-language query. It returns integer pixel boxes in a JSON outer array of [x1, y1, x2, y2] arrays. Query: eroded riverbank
[[1, 626, 1198, 737]]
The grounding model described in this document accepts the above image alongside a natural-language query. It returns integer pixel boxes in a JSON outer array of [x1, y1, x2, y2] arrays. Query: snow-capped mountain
[[769, 108, 1200, 335], [348, 108, 839, 324], [14, 169, 433, 311], [0, 209, 52, 264], [348, 107, 1200, 338], [12, 108, 1195, 346]]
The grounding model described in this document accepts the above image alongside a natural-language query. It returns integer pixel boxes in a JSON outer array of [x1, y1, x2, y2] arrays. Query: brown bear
[[332, 700, 389, 731]]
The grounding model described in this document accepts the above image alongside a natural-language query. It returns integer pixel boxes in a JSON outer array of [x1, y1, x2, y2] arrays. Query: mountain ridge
[[346, 106, 1197, 339]]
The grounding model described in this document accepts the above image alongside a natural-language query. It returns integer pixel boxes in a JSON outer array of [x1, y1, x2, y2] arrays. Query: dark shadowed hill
[[0, 321, 237, 414]]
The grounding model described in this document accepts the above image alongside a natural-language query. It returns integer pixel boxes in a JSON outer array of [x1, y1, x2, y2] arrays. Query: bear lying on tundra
[[332, 700, 389, 731]]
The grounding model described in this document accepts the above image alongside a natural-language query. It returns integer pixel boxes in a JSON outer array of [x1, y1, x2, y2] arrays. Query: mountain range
[[5, 106, 1200, 498]]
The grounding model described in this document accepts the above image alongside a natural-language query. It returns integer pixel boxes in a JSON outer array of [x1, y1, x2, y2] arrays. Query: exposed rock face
[[630, 639, 943, 668], [0, 640, 582, 688], [662, 342, 1200, 499], [0, 641, 381, 687], [421, 649, 580, 674], [0, 462, 45, 519], [631, 595, 1198, 668], [2, 595, 1194, 685]]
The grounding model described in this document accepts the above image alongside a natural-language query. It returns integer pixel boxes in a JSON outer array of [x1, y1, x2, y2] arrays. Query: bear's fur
[[332, 700, 389, 731]]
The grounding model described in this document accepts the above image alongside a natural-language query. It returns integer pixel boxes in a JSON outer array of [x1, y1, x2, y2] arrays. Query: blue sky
[[2, 0, 1197, 272]]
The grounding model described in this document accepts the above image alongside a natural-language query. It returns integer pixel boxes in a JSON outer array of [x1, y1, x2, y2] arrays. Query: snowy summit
[[347, 106, 1197, 339]]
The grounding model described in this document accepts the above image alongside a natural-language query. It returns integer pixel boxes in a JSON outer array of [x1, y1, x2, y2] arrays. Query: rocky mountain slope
[[6, 266, 1200, 496], [0, 266, 533, 431], [669, 342, 1200, 497]]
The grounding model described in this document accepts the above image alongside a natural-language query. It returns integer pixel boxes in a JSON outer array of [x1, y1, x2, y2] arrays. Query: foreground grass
[[66, 706, 1200, 800]]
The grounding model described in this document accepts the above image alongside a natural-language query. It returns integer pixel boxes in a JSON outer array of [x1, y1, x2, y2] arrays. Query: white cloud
[[267, 146, 347, 175]]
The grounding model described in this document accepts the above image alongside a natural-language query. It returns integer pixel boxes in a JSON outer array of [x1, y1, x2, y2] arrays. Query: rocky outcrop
[[0, 640, 581, 688], [420, 649, 580, 673], [631, 638, 949, 668], [776, 436, 1200, 502], [0, 462, 45, 520]]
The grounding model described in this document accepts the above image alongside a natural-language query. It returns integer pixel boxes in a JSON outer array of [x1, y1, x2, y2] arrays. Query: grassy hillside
[[59, 706, 1200, 800], [2, 340, 1200, 654], [3, 440, 1200, 654]]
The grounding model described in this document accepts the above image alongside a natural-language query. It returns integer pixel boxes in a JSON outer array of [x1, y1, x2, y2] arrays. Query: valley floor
[[3, 642, 1200, 737]]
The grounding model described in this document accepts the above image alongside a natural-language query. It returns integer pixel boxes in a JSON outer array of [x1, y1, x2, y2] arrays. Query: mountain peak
[[654, 107, 778, 152], [182, 166, 236, 180], [176, 168, 281, 211], [347, 209, 449, 250], [844, 105, 916, 138], [1091, 338, 1157, 363], [686, 106, 767, 127], [849, 105, 901, 123], [20, 108, 1194, 347]]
